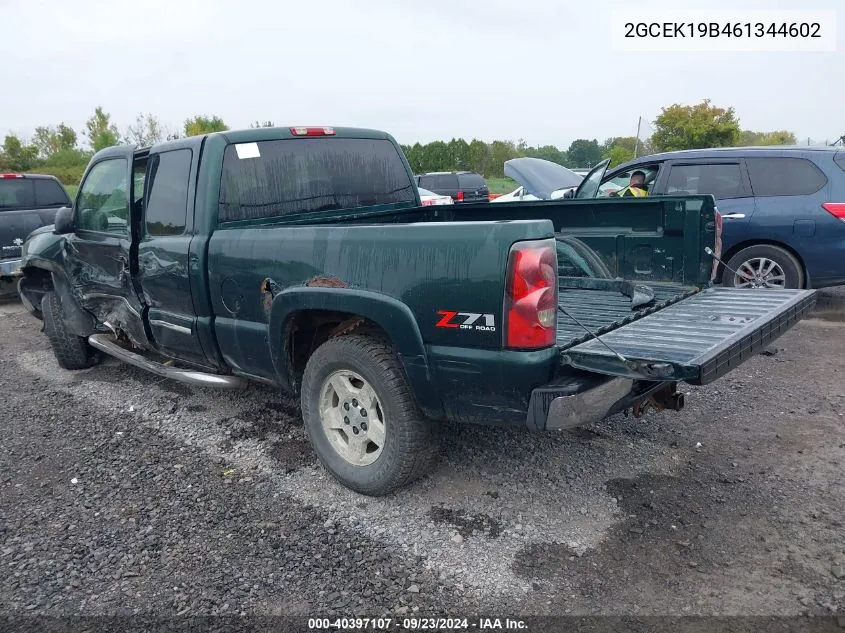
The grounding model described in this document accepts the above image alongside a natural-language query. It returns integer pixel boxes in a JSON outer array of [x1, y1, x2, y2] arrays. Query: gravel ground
[[0, 287, 844, 622]]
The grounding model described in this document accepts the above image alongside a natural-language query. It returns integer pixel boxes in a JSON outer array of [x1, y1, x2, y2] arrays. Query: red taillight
[[504, 239, 558, 350], [421, 199, 435, 206], [456, 191, 464, 202], [1, 173, 24, 179], [822, 202, 845, 221], [290, 127, 336, 136]]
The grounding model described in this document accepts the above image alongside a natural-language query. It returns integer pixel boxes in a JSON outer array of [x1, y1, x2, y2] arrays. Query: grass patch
[[486, 177, 519, 194]]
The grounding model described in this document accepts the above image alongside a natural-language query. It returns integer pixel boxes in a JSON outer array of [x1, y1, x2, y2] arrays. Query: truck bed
[[556, 279, 698, 350]]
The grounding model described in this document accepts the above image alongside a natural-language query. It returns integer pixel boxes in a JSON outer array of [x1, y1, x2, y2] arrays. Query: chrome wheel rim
[[733, 257, 787, 289], [318, 370, 386, 467]]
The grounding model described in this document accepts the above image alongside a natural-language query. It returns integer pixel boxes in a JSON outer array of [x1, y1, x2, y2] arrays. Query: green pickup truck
[[17, 126, 816, 496]]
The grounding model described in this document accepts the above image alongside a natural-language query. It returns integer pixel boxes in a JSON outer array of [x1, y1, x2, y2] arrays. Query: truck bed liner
[[556, 279, 698, 350]]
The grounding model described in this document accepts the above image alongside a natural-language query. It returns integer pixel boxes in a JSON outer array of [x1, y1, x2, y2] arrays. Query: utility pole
[[634, 116, 642, 158]]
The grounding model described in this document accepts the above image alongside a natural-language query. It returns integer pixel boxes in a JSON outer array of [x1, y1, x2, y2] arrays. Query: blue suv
[[574, 146, 845, 289]]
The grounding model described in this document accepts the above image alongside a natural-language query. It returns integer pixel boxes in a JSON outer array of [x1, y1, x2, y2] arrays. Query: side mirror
[[53, 206, 74, 235]]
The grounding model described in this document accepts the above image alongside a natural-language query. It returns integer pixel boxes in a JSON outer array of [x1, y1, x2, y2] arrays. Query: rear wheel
[[723, 245, 804, 289], [300, 333, 438, 496], [42, 292, 101, 370]]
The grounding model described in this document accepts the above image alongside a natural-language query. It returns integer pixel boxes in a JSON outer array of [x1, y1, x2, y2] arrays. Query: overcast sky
[[2, 0, 842, 149]]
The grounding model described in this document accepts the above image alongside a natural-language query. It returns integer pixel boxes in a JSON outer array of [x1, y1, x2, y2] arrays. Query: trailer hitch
[[632, 382, 684, 418]]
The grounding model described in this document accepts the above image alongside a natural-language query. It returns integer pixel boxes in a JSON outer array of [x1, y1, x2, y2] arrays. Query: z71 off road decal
[[435, 311, 496, 332]]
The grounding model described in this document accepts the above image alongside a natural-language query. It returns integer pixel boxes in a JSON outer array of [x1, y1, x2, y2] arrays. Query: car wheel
[[723, 245, 804, 289], [41, 291, 102, 370], [300, 333, 438, 496]]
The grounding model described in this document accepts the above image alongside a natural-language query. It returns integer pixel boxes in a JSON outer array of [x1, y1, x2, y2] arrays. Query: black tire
[[300, 333, 438, 496], [41, 292, 101, 370], [723, 244, 804, 289]]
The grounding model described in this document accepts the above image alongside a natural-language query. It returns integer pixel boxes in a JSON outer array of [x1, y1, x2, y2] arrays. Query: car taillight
[[504, 238, 558, 350], [421, 199, 435, 206], [1, 173, 24, 179], [456, 191, 464, 202], [290, 127, 336, 136], [822, 202, 845, 221]]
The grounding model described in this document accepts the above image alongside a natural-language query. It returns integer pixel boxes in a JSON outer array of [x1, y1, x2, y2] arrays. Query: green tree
[[467, 139, 492, 176], [447, 138, 471, 171], [184, 115, 228, 137], [1, 134, 39, 171], [605, 146, 634, 168], [601, 136, 638, 166], [125, 113, 166, 146], [489, 140, 519, 177], [567, 139, 602, 168], [419, 140, 450, 173], [520, 144, 568, 166], [651, 99, 740, 152], [738, 129, 797, 146], [401, 143, 424, 174], [85, 107, 121, 152], [32, 123, 78, 159]]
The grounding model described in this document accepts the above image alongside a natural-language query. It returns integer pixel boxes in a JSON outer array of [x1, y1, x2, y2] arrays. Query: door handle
[[721, 213, 746, 219]]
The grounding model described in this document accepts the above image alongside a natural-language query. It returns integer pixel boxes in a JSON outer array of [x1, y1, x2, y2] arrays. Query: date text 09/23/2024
[[307, 617, 528, 630]]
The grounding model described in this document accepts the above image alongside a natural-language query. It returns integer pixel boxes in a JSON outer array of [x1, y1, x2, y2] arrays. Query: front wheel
[[41, 291, 101, 370], [723, 245, 804, 289], [300, 333, 438, 496]]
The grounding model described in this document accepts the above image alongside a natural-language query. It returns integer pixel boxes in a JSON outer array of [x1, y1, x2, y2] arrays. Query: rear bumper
[[525, 370, 676, 431], [0, 258, 22, 277]]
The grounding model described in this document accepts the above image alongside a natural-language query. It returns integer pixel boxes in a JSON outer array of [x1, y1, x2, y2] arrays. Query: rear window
[[419, 174, 458, 191], [745, 157, 827, 196], [458, 173, 486, 189], [0, 179, 34, 208], [34, 179, 70, 206], [219, 138, 416, 222]]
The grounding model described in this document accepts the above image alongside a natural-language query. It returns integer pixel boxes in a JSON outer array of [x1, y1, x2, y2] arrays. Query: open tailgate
[[560, 288, 816, 385]]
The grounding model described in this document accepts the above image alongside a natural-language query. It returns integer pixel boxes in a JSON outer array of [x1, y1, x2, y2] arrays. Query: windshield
[[574, 159, 610, 199]]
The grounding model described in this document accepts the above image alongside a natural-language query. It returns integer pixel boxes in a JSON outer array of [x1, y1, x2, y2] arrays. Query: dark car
[[415, 171, 489, 203], [572, 147, 845, 290], [0, 173, 72, 296]]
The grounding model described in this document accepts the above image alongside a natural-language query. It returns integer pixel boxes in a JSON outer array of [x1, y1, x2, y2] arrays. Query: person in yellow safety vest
[[615, 170, 649, 197]]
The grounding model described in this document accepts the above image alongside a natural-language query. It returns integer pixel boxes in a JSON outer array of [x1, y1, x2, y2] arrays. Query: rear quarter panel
[[207, 219, 558, 425], [207, 219, 551, 353]]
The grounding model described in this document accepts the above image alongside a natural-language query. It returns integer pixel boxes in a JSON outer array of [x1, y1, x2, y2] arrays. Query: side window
[[145, 149, 192, 236], [34, 179, 69, 207], [745, 157, 827, 197], [419, 176, 435, 189], [665, 163, 745, 199], [76, 159, 129, 234]]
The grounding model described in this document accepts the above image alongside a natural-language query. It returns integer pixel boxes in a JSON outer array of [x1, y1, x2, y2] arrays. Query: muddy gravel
[[0, 288, 844, 625]]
